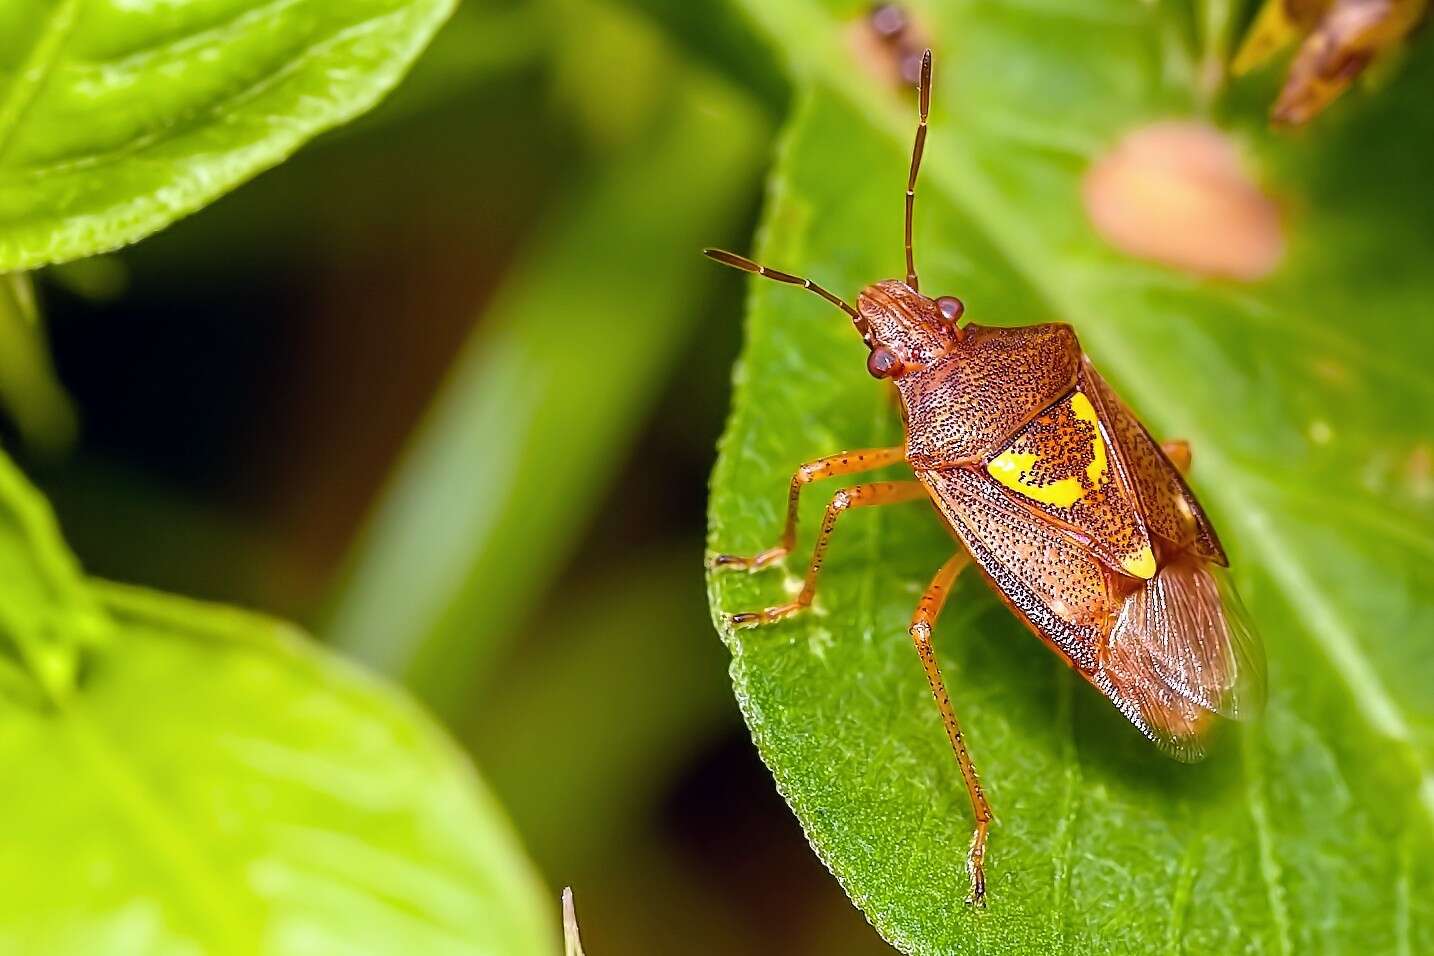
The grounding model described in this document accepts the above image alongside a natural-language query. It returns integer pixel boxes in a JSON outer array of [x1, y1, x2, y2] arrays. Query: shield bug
[[705, 50, 1266, 905]]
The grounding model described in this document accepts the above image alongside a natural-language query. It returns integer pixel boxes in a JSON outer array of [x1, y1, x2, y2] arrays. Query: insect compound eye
[[936, 296, 965, 323], [867, 346, 905, 379]]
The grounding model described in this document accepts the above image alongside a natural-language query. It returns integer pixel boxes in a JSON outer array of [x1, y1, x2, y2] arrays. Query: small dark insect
[[706, 51, 1266, 906]]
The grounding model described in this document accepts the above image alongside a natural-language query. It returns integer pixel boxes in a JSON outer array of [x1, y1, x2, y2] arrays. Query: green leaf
[[0, 449, 102, 700], [708, 2, 1434, 952], [0, 0, 456, 271], [0, 456, 554, 955]]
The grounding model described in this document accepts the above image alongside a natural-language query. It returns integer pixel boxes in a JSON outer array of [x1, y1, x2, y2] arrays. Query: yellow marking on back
[[987, 451, 1086, 507], [987, 391, 1110, 508], [1121, 544, 1157, 580], [1071, 392, 1109, 487]]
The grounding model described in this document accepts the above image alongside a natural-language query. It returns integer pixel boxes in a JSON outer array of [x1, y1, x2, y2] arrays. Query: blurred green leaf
[[708, 1, 1434, 952], [327, 34, 769, 717], [347, 1, 546, 131], [548, 0, 671, 150], [470, 548, 732, 868], [613, 0, 787, 114], [0, 448, 99, 699], [0, 273, 76, 457], [468, 548, 759, 953], [0, 0, 456, 271], [45, 255, 129, 302], [0, 454, 554, 956]]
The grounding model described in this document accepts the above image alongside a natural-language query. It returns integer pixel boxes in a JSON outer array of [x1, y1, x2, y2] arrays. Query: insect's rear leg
[[1162, 439, 1191, 474], [727, 480, 926, 627], [712, 447, 906, 572], [909, 549, 994, 906]]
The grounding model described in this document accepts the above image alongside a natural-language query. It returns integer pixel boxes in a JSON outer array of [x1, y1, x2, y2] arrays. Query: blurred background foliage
[[5, 0, 1430, 952], [3, 0, 894, 951]]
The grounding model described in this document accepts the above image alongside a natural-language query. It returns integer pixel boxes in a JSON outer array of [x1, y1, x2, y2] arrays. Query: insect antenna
[[904, 48, 932, 292], [702, 248, 861, 322]]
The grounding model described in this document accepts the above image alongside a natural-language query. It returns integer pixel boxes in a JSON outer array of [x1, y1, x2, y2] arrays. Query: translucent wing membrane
[[1137, 561, 1265, 718], [1097, 648, 1216, 762], [1099, 556, 1266, 761]]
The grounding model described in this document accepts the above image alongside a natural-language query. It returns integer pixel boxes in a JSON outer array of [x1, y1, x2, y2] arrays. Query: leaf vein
[[1395, 833, 1412, 956], [9, 4, 426, 180], [1242, 730, 1292, 956], [1048, 665, 1079, 949], [77, 0, 305, 72], [63, 709, 256, 955], [1164, 837, 1201, 956], [0, 0, 82, 164]]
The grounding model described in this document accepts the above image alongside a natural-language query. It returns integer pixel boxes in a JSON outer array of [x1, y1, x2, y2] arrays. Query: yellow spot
[[987, 451, 1085, 507], [1121, 544, 1157, 580], [1070, 392, 1109, 487], [987, 392, 1109, 508]]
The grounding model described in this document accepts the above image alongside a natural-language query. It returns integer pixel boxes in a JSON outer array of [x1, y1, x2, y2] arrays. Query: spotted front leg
[[711, 447, 906, 572], [725, 480, 927, 627], [909, 549, 994, 906]]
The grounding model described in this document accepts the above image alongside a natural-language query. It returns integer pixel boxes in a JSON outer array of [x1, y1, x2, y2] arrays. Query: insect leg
[[727, 480, 926, 627], [1161, 439, 1191, 474], [909, 549, 994, 906], [711, 447, 907, 572]]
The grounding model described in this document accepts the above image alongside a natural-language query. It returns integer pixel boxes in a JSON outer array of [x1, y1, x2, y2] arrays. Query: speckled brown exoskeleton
[[705, 51, 1265, 905]]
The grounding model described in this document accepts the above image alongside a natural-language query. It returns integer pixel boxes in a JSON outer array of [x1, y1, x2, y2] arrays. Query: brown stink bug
[[705, 50, 1266, 905]]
